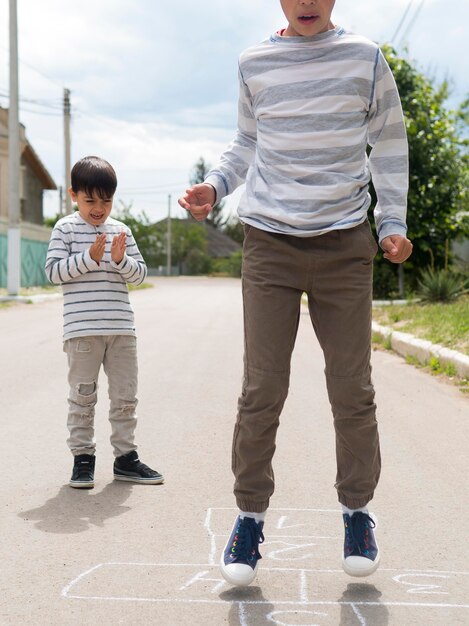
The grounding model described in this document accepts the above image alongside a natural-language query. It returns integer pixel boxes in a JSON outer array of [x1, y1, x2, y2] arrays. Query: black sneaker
[[220, 516, 265, 586], [113, 450, 164, 484], [70, 454, 95, 489], [342, 511, 380, 576]]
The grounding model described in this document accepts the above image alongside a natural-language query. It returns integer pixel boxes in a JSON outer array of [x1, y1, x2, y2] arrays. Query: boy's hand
[[178, 183, 216, 221], [89, 233, 106, 263], [112, 231, 127, 264], [381, 235, 413, 263]]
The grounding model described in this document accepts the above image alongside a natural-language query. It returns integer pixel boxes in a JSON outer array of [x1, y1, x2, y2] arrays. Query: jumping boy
[[179, 0, 413, 585], [46, 156, 164, 489]]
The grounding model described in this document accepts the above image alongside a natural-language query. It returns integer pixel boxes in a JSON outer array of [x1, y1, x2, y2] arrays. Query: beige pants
[[233, 221, 380, 511], [63, 335, 138, 457]]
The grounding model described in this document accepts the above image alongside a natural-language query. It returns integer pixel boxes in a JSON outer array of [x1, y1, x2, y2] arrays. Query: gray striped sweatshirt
[[205, 26, 408, 242], [45, 211, 147, 341]]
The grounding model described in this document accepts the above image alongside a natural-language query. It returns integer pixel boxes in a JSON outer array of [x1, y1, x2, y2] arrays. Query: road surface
[[1, 277, 468, 625]]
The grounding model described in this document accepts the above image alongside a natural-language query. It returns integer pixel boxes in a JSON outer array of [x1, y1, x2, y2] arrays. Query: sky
[[0, 0, 468, 223]]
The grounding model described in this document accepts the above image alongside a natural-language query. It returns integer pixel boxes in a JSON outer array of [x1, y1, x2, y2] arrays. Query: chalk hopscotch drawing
[[62, 507, 469, 625]]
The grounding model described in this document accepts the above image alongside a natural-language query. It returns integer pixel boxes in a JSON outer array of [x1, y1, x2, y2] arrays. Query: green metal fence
[[0, 233, 49, 288]]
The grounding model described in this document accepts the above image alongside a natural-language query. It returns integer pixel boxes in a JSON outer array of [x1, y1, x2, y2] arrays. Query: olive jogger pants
[[233, 221, 381, 512]]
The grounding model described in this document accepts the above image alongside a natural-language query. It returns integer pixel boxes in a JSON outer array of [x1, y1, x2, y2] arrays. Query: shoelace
[[231, 518, 265, 561], [345, 512, 375, 555]]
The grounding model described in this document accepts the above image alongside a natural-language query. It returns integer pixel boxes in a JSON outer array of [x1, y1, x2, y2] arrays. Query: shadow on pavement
[[339, 582, 389, 626], [220, 585, 275, 625], [18, 482, 133, 534]]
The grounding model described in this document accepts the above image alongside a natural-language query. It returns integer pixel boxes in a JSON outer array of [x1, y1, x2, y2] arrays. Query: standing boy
[[180, 0, 413, 585], [46, 156, 164, 489]]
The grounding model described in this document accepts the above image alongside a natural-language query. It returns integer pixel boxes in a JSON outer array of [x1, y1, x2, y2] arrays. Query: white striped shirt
[[45, 211, 147, 341], [205, 27, 408, 242]]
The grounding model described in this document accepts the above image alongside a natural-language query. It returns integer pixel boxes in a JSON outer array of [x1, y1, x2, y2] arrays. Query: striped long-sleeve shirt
[[45, 211, 147, 341], [205, 27, 408, 242]]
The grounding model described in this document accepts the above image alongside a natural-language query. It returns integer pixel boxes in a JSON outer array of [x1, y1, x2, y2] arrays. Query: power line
[[0, 90, 63, 109], [0, 43, 65, 89], [398, 0, 426, 48], [390, 0, 415, 43]]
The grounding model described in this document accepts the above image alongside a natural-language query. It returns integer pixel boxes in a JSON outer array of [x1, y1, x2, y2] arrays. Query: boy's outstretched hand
[[381, 235, 413, 264], [111, 231, 127, 264], [178, 183, 216, 221], [89, 233, 106, 263]]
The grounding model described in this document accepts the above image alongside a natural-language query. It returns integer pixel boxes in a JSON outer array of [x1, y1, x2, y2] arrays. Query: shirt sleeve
[[110, 229, 147, 286], [368, 49, 409, 243], [204, 65, 257, 202], [44, 226, 99, 284]]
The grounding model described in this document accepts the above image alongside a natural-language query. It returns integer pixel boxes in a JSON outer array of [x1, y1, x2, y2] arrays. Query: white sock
[[341, 505, 369, 516], [239, 509, 266, 524]]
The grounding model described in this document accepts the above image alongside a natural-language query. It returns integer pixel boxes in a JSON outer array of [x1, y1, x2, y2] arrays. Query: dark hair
[[71, 156, 117, 199]]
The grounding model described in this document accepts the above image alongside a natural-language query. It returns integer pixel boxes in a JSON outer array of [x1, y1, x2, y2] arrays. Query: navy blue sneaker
[[70, 454, 95, 489], [113, 450, 164, 484], [220, 516, 265, 586], [342, 512, 380, 576]]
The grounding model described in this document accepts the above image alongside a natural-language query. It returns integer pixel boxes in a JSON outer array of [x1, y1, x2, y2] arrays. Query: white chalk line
[[62, 562, 469, 610], [62, 562, 469, 574], [62, 595, 469, 610]]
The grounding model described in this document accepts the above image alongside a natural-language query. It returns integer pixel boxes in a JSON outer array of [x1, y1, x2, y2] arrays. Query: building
[[0, 107, 57, 288]]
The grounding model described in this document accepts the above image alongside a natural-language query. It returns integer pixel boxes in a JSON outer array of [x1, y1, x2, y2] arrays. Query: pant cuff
[[71, 448, 95, 456], [235, 498, 270, 513], [338, 493, 374, 509]]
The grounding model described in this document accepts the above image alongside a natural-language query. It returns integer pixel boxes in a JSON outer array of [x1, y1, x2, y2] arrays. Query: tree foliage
[[161, 218, 209, 273], [113, 202, 164, 268], [370, 45, 468, 297], [223, 213, 245, 245]]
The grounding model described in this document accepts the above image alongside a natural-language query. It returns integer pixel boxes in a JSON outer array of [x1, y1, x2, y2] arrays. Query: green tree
[[369, 46, 468, 297], [114, 201, 165, 267], [155, 218, 210, 274], [223, 213, 245, 245], [43, 212, 63, 228], [190, 157, 226, 229]]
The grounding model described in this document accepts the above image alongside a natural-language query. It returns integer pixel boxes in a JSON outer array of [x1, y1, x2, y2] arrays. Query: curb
[[372, 321, 469, 379]]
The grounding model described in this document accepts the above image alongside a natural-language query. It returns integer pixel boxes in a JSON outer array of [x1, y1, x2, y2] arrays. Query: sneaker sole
[[219, 554, 258, 586], [69, 481, 94, 489], [342, 552, 380, 577], [113, 474, 164, 485]]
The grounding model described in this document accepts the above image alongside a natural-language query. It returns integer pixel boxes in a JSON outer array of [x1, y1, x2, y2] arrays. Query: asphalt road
[[1, 277, 468, 626]]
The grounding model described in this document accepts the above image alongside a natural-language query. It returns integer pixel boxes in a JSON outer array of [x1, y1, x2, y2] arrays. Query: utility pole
[[166, 194, 172, 276], [58, 185, 63, 216], [63, 88, 72, 213], [7, 0, 21, 295]]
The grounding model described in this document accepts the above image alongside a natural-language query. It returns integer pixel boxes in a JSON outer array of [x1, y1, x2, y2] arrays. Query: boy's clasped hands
[[89, 231, 127, 264]]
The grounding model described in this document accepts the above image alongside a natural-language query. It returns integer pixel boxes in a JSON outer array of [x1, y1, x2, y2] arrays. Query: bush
[[227, 250, 243, 277], [210, 251, 243, 277], [417, 268, 468, 303], [372, 261, 400, 299], [185, 249, 213, 275]]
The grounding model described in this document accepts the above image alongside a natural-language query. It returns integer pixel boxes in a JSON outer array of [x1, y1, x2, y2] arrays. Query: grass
[[373, 294, 469, 356], [0, 282, 153, 299], [128, 282, 153, 291], [372, 294, 469, 394], [0, 285, 61, 298]]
